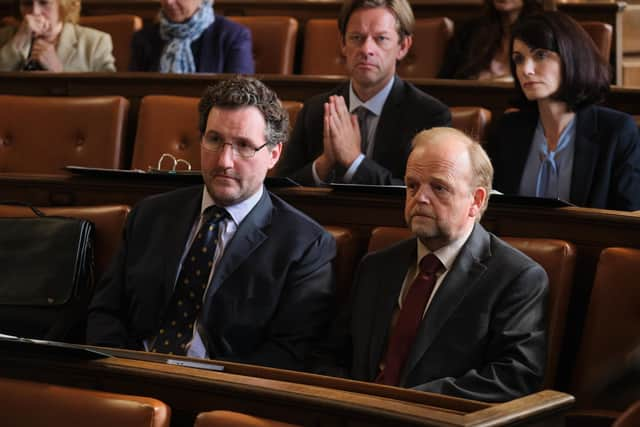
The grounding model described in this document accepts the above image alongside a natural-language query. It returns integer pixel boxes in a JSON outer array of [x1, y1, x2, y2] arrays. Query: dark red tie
[[376, 253, 442, 386]]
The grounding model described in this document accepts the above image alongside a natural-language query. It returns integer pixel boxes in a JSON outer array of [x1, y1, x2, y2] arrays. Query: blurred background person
[[438, 0, 542, 81], [0, 0, 115, 71], [488, 11, 640, 211], [129, 0, 254, 73]]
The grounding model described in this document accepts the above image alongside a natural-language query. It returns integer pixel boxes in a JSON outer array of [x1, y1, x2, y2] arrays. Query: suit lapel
[[371, 77, 403, 160], [367, 240, 415, 379], [570, 106, 599, 206], [162, 190, 202, 303], [206, 190, 271, 299], [502, 112, 537, 194], [56, 23, 77, 67], [400, 225, 490, 385]]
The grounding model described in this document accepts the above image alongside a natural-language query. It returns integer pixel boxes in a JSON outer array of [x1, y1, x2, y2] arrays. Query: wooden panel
[[0, 345, 574, 426]]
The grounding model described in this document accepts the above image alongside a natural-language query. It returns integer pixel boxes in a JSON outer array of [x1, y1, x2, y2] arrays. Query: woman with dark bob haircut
[[488, 11, 640, 211]]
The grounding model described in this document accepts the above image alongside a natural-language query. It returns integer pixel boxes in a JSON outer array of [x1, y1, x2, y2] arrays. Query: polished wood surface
[[0, 343, 574, 427], [1, 73, 639, 169]]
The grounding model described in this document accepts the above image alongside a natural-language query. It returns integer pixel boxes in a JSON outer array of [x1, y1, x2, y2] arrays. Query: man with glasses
[[278, 0, 451, 186], [88, 77, 336, 371]]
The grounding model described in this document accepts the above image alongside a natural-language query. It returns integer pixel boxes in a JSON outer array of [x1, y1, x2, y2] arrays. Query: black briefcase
[[0, 203, 95, 342]]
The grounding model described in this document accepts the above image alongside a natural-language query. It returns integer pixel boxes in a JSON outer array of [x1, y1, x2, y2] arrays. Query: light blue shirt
[[519, 118, 576, 202], [311, 76, 395, 184], [144, 185, 264, 358]]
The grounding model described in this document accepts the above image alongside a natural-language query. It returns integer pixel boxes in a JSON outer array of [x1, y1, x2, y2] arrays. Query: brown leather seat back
[[502, 236, 576, 390], [79, 14, 143, 71], [367, 227, 576, 390], [1, 377, 171, 427], [571, 247, 640, 409], [132, 95, 201, 171], [133, 96, 305, 172], [0, 95, 128, 174], [301, 19, 345, 76], [0, 204, 130, 280], [450, 106, 492, 143], [398, 17, 454, 78], [229, 16, 299, 74], [195, 410, 299, 427], [325, 225, 358, 306], [580, 21, 613, 61]]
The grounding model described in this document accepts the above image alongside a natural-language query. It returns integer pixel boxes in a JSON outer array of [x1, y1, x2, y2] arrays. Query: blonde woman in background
[[0, 0, 115, 71]]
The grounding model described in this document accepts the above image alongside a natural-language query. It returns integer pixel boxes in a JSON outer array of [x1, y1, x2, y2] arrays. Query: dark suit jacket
[[87, 186, 336, 370], [331, 224, 548, 402], [488, 105, 640, 211], [129, 15, 254, 73], [277, 77, 451, 185]]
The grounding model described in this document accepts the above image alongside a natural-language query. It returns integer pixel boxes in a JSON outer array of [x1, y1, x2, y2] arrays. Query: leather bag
[[0, 203, 95, 342]]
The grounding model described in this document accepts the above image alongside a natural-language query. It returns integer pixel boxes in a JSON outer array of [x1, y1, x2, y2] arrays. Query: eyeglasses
[[201, 135, 270, 159]]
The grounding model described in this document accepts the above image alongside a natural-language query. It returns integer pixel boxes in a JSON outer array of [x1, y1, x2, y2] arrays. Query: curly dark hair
[[198, 76, 289, 146], [509, 11, 611, 110]]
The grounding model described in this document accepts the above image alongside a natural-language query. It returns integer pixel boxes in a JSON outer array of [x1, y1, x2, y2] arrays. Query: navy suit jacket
[[488, 105, 640, 211], [129, 15, 254, 73], [277, 77, 451, 185], [87, 186, 336, 370], [329, 224, 548, 402]]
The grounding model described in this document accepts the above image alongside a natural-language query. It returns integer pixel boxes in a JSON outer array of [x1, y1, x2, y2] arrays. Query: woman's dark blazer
[[487, 105, 640, 211], [129, 15, 254, 73]]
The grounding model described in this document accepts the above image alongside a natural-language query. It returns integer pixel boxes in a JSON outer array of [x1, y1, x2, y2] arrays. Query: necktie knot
[[419, 253, 442, 275], [203, 205, 229, 225]]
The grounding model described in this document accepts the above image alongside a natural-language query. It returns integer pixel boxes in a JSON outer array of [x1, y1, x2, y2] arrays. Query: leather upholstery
[[571, 247, 640, 409], [301, 19, 343, 76], [0, 204, 130, 280], [398, 17, 454, 79], [613, 401, 640, 427], [500, 236, 576, 390], [132, 95, 303, 172], [195, 410, 299, 427], [366, 227, 576, 390], [0, 95, 129, 174], [580, 21, 613, 61], [325, 225, 358, 306], [450, 106, 492, 143], [228, 16, 298, 74], [79, 15, 143, 72], [1, 377, 170, 427], [301, 17, 454, 78]]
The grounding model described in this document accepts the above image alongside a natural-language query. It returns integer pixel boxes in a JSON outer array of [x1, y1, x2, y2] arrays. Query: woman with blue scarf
[[129, 0, 254, 73]]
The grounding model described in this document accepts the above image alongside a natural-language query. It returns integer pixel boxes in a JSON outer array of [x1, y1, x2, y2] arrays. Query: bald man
[[330, 127, 548, 402]]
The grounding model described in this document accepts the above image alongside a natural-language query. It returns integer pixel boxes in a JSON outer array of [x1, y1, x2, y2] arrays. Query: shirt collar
[[416, 223, 475, 271], [348, 76, 395, 116], [200, 185, 264, 226]]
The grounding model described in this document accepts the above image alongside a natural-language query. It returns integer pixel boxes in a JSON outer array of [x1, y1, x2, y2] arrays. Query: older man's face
[[161, 0, 203, 23], [404, 135, 483, 251]]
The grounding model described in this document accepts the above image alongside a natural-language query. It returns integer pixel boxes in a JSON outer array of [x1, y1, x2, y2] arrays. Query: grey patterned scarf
[[159, 0, 214, 73]]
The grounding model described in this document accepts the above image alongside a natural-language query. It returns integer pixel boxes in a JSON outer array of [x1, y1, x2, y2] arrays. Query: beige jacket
[[0, 22, 116, 71]]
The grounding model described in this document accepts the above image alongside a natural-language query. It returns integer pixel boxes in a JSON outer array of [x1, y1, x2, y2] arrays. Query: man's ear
[[397, 35, 412, 61], [268, 143, 283, 169], [469, 186, 487, 218]]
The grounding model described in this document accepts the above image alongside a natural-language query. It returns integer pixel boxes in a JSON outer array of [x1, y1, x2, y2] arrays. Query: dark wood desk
[[0, 343, 574, 427], [1, 73, 640, 168]]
